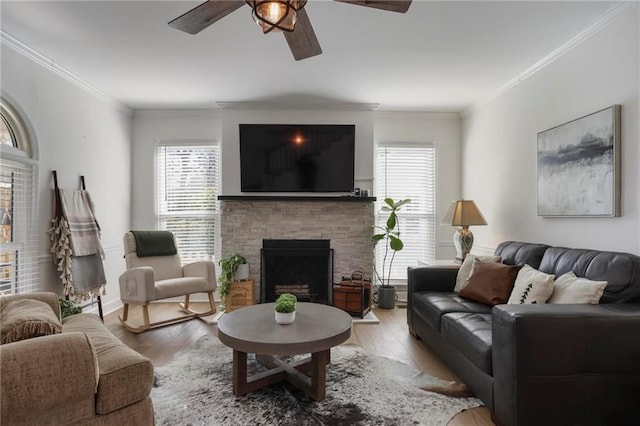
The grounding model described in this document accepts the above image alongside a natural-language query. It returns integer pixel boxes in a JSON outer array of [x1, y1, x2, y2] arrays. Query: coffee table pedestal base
[[232, 349, 330, 401]]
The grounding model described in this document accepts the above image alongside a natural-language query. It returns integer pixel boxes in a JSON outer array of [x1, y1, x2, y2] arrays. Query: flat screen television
[[239, 124, 355, 192]]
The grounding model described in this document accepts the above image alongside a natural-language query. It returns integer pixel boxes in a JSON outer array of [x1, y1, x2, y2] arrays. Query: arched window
[[0, 97, 39, 294]]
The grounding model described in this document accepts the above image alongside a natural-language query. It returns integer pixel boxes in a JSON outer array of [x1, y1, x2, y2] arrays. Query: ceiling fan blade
[[168, 0, 245, 35], [334, 0, 412, 13], [284, 9, 322, 61]]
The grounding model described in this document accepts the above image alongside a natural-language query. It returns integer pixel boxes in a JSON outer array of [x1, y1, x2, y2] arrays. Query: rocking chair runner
[[118, 231, 217, 333]]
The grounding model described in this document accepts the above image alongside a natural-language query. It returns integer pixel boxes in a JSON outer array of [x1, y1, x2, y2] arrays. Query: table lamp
[[442, 200, 487, 261]]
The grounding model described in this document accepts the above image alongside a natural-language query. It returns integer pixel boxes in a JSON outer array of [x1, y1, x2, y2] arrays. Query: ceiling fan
[[168, 0, 412, 61]]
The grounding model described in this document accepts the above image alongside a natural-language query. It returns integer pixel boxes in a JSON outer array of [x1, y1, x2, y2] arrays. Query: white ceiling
[[0, 1, 618, 111]]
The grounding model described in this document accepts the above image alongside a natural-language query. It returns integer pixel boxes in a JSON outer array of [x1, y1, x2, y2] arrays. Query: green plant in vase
[[372, 197, 411, 308], [274, 293, 297, 324], [58, 298, 82, 318], [217, 253, 248, 310]]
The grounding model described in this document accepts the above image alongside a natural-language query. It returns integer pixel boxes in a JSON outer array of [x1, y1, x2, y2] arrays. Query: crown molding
[[374, 111, 461, 120], [133, 109, 222, 118], [216, 101, 379, 111], [1, 30, 132, 116], [463, 2, 639, 117]]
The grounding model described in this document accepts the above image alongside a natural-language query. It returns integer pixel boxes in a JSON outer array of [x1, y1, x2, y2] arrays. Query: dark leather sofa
[[407, 241, 640, 426]]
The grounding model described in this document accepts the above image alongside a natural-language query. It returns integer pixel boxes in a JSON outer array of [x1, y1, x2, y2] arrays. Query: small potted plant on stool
[[274, 293, 297, 324], [217, 253, 249, 311]]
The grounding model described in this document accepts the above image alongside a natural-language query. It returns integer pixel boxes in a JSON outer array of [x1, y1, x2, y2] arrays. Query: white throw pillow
[[548, 271, 607, 304], [455, 255, 502, 293], [507, 264, 555, 304]]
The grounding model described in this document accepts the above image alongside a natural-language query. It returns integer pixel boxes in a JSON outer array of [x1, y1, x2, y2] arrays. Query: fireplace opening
[[261, 239, 333, 304]]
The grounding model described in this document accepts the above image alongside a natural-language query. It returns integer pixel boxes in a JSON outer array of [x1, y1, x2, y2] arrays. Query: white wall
[[462, 9, 639, 254], [131, 110, 222, 229], [1, 44, 133, 313], [373, 112, 461, 260]]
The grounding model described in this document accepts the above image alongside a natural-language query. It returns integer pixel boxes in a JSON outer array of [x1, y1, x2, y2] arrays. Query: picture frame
[[537, 105, 621, 217]]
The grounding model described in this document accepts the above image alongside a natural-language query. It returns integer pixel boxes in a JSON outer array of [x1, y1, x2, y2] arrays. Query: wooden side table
[[225, 280, 255, 312]]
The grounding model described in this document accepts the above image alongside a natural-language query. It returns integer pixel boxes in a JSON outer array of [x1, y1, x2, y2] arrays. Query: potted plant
[[217, 253, 249, 309], [58, 298, 83, 318], [274, 293, 297, 324], [373, 197, 411, 309]]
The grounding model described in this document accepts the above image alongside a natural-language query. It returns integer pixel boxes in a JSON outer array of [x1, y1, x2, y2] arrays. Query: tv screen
[[239, 124, 355, 192]]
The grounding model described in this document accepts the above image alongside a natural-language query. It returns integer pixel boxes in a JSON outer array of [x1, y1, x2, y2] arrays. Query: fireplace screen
[[261, 239, 333, 304]]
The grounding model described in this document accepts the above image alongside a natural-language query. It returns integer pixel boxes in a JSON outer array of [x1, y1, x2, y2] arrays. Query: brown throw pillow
[[0, 299, 63, 344], [455, 254, 502, 293], [459, 260, 523, 306]]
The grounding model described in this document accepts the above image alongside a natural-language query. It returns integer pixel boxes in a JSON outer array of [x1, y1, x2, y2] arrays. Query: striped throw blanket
[[59, 189, 104, 257]]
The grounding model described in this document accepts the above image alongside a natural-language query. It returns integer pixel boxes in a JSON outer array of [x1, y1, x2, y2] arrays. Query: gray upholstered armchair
[[118, 231, 217, 333]]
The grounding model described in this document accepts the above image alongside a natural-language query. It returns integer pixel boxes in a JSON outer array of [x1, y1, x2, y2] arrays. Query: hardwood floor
[[105, 302, 494, 425]]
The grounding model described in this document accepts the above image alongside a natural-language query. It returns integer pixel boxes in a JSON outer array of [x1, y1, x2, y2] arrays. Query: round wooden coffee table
[[217, 302, 352, 401]]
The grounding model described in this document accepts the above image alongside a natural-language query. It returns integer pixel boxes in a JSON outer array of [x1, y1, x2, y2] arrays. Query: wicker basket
[[225, 280, 255, 313]]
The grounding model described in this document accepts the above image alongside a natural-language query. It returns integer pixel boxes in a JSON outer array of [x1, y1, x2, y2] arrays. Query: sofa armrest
[[492, 304, 640, 426], [183, 261, 216, 291], [119, 266, 156, 303], [1, 332, 99, 424], [0, 291, 61, 320], [407, 265, 460, 336], [407, 265, 459, 294]]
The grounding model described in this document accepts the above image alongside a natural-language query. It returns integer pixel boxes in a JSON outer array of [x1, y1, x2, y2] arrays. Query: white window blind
[[156, 144, 219, 264], [375, 143, 436, 281], [0, 156, 39, 294]]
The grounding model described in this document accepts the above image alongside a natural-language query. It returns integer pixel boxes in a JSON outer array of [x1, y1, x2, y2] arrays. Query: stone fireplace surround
[[220, 198, 375, 303]]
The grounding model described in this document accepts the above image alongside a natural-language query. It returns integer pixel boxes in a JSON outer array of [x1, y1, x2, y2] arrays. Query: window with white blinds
[[375, 143, 436, 281], [156, 143, 220, 264], [1, 98, 39, 295], [0, 157, 39, 294]]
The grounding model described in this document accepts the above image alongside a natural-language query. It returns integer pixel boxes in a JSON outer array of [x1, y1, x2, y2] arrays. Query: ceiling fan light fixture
[[247, 0, 307, 33]]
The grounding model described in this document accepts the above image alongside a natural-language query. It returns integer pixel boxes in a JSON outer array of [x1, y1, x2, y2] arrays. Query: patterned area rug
[[152, 336, 482, 425]]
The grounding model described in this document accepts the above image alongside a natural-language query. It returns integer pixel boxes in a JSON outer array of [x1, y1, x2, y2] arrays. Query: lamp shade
[[442, 200, 487, 227]]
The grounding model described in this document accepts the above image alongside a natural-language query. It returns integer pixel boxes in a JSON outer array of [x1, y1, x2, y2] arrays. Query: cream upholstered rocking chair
[[118, 231, 217, 333]]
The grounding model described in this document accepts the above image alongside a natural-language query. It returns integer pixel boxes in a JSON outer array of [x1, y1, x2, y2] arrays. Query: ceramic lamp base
[[454, 226, 474, 261]]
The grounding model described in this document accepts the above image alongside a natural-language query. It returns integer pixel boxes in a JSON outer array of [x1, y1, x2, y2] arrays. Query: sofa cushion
[[155, 276, 210, 299], [538, 246, 640, 303], [507, 264, 555, 304], [412, 292, 491, 331], [548, 271, 607, 304], [1, 299, 62, 344], [63, 313, 154, 415], [459, 261, 522, 306], [455, 254, 502, 293], [441, 312, 493, 375], [494, 241, 550, 268]]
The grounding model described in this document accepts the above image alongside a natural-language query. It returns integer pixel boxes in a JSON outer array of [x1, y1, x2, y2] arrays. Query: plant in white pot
[[373, 198, 411, 309], [274, 293, 297, 324], [217, 253, 249, 311]]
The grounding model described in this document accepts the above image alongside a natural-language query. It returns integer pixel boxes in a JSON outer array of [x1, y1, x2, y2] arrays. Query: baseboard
[[82, 298, 123, 317]]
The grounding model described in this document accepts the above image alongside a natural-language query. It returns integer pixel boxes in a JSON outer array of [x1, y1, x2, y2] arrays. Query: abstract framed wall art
[[537, 105, 621, 217]]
